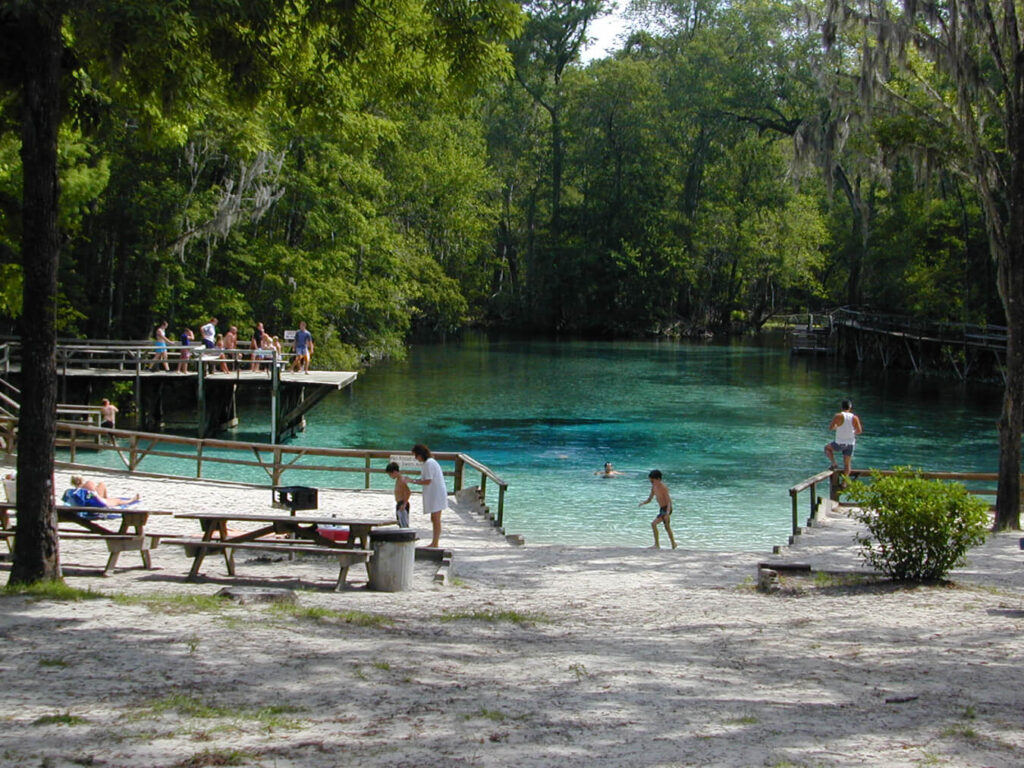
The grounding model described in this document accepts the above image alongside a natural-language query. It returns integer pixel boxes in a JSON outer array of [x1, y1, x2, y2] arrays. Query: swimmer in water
[[595, 462, 623, 478]]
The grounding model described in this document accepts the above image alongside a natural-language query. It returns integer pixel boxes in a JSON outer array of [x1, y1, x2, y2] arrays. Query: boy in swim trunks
[[386, 461, 411, 528], [639, 469, 676, 549]]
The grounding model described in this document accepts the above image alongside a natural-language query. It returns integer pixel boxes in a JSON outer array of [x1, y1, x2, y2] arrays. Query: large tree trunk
[[9, 6, 62, 584], [993, 40, 1024, 533], [994, 226, 1024, 532]]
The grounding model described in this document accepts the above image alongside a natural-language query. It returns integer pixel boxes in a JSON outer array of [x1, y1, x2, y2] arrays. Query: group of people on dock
[[150, 318, 313, 374]]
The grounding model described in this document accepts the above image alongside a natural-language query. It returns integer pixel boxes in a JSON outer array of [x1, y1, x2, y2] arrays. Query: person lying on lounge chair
[[64, 475, 140, 508]]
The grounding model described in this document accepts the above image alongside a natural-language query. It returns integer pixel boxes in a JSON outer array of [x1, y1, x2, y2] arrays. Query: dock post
[[270, 353, 278, 444], [197, 356, 206, 439]]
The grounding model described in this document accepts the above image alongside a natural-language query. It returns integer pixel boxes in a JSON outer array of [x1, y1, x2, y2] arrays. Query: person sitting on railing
[[200, 317, 218, 349], [177, 327, 195, 373], [99, 398, 118, 429], [222, 326, 238, 373], [249, 322, 266, 372], [255, 331, 275, 374], [212, 334, 229, 374]]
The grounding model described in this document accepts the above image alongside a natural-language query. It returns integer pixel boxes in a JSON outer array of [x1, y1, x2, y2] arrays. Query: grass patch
[[150, 694, 229, 719], [32, 711, 87, 726], [941, 722, 981, 741], [267, 603, 392, 627], [111, 593, 231, 614], [568, 662, 589, 681], [812, 571, 871, 588], [725, 715, 759, 725], [468, 708, 507, 721], [440, 609, 547, 625], [2, 581, 104, 602], [175, 748, 257, 767], [147, 694, 305, 730]]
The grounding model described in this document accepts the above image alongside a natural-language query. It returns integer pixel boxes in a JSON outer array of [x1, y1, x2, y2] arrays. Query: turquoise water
[[78, 334, 1005, 549], [261, 334, 1003, 549]]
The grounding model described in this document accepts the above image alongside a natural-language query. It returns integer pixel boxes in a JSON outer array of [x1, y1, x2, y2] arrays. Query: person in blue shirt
[[290, 321, 314, 373]]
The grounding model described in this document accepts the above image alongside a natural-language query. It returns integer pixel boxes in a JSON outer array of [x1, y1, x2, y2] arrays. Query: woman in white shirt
[[409, 443, 447, 548]]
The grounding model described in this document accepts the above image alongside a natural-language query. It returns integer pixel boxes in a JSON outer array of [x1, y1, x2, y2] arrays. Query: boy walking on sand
[[386, 461, 411, 528], [639, 469, 676, 549]]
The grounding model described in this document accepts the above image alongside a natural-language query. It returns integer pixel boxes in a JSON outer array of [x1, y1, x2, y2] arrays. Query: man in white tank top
[[825, 399, 863, 477]]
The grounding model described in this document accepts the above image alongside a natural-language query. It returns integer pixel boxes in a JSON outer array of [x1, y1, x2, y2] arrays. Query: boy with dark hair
[[386, 461, 411, 528], [639, 469, 676, 549]]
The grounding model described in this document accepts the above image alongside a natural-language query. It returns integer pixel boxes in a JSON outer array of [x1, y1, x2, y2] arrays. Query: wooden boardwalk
[[781, 309, 1008, 380], [0, 341, 357, 442]]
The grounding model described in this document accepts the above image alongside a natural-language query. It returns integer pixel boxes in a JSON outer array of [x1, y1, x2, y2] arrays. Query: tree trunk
[[994, 225, 1024, 531], [9, 6, 62, 585]]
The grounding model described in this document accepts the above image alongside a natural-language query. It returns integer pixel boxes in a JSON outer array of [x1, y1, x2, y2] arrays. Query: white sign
[[284, 329, 297, 341], [389, 454, 420, 471]]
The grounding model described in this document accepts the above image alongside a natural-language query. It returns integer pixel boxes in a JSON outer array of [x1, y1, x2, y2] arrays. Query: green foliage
[[0, 0, 1003, 347], [845, 468, 990, 581], [1, 581, 103, 601], [31, 711, 87, 727], [440, 608, 548, 624]]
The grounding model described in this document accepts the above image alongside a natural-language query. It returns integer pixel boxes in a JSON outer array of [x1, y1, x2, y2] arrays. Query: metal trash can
[[272, 486, 318, 513], [367, 528, 418, 592]]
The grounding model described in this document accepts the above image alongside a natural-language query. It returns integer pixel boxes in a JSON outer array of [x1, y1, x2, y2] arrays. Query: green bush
[[845, 467, 990, 581]]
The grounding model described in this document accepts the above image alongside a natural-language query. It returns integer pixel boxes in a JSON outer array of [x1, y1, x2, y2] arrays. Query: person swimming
[[595, 462, 623, 478]]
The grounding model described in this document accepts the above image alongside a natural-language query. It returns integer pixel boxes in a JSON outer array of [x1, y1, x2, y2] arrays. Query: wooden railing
[[831, 308, 1008, 352], [787, 469, 833, 535], [4, 419, 510, 527], [0, 338, 297, 377], [787, 467, 1006, 537]]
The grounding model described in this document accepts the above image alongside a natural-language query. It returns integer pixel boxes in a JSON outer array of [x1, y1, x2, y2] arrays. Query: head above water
[[648, 469, 662, 480]]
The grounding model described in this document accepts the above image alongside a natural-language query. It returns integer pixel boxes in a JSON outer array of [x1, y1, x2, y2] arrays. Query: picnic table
[[0, 502, 169, 574], [165, 512, 395, 590]]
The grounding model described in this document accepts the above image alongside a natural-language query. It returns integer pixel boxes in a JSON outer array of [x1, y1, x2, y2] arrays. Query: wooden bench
[[161, 537, 373, 591], [0, 503, 169, 574]]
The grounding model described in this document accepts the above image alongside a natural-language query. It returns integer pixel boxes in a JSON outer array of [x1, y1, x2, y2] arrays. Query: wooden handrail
[[787, 467, 1007, 537], [31, 420, 510, 522]]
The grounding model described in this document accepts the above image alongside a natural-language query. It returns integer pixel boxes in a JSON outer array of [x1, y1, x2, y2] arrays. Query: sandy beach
[[2, 465, 1024, 767]]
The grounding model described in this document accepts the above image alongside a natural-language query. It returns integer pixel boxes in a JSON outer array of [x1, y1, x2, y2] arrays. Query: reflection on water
[[88, 332, 1007, 550]]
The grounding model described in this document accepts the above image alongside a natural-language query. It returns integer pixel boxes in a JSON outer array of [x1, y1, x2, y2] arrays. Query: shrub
[[845, 467, 990, 581]]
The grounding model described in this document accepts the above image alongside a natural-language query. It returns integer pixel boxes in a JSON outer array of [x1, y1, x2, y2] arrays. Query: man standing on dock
[[825, 400, 863, 477], [290, 321, 313, 374]]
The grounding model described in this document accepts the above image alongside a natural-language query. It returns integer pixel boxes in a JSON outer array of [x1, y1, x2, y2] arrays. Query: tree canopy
[[2, 0, 1019, 584]]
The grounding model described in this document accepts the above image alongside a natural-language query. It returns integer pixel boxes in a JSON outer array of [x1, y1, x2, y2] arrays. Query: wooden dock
[[1, 341, 357, 443]]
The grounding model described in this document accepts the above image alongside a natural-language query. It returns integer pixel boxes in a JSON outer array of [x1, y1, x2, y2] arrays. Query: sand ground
[[1, 465, 1023, 767]]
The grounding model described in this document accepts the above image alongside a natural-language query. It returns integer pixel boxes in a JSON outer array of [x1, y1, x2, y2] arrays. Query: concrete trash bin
[[367, 528, 418, 592]]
